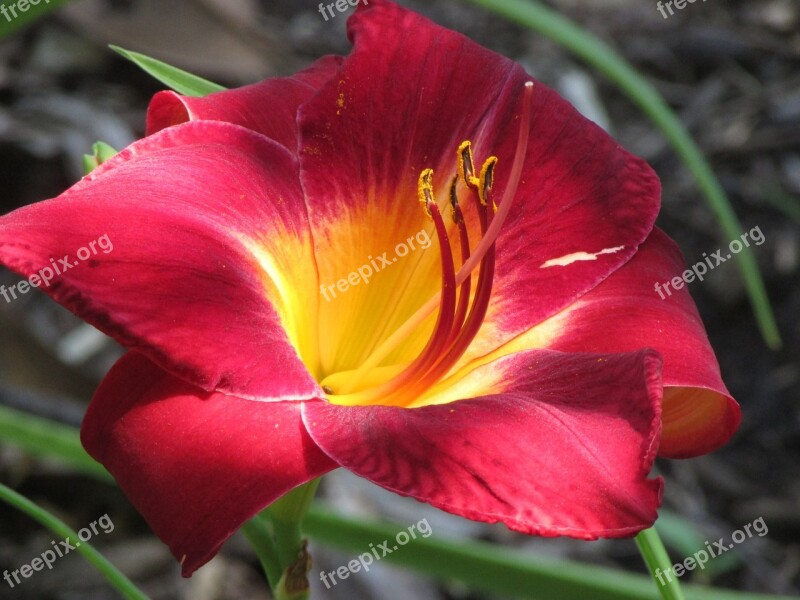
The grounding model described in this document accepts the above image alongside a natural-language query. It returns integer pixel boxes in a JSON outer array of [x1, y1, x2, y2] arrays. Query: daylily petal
[[543, 228, 739, 458], [0, 121, 322, 398], [81, 352, 337, 576], [304, 349, 663, 538], [297, 0, 659, 379], [146, 55, 344, 154], [442, 229, 739, 458]]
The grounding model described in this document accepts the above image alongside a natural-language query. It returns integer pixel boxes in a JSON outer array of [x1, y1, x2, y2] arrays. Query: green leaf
[[0, 483, 148, 600], [0, 405, 112, 482], [83, 141, 119, 175], [109, 45, 227, 97], [460, 0, 781, 350]]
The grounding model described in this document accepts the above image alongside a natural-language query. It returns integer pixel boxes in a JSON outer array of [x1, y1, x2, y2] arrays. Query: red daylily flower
[[0, 0, 739, 576]]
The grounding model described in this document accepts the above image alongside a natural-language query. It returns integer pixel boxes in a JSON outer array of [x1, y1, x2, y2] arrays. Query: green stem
[[460, 0, 781, 349], [637, 527, 686, 600], [250, 479, 321, 600], [241, 517, 283, 590], [0, 483, 148, 600]]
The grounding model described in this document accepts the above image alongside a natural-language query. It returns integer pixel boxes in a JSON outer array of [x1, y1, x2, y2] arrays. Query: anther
[[478, 157, 497, 208], [448, 175, 463, 224], [457, 141, 479, 188], [418, 168, 435, 216]]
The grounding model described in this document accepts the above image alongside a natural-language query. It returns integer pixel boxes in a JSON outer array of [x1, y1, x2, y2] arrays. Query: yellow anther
[[478, 156, 498, 208], [457, 141, 480, 189], [448, 176, 463, 224], [418, 168, 435, 217]]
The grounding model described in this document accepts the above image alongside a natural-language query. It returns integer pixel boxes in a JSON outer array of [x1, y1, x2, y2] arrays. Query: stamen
[[418, 168, 434, 216], [449, 176, 461, 223], [478, 157, 497, 208], [332, 81, 534, 400], [446, 200, 472, 347], [457, 141, 476, 187], [330, 200, 457, 405]]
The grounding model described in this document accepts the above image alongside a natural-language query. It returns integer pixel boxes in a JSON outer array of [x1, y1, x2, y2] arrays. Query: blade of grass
[[303, 507, 784, 600], [109, 45, 226, 97], [460, 0, 781, 349], [0, 483, 148, 600], [0, 405, 111, 482], [0, 407, 789, 600], [637, 527, 685, 600]]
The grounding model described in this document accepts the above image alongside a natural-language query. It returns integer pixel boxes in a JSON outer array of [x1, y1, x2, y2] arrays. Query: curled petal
[[304, 349, 663, 538], [541, 228, 740, 458], [81, 352, 337, 576], [146, 55, 343, 154]]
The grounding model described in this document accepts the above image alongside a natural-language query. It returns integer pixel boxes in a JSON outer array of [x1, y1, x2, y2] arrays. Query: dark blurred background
[[0, 0, 798, 598]]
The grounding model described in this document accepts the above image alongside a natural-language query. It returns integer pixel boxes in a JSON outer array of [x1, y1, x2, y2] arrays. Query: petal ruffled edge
[[146, 55, 344, 155], [304, 349, 663, 538]]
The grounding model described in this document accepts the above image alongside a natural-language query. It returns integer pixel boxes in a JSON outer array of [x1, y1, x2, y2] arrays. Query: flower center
[[322, 81, 533, 407]]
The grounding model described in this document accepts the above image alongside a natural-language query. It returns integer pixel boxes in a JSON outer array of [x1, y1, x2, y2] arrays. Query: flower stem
[[245, 479, 321, 599], [636, 527, 685, 600]]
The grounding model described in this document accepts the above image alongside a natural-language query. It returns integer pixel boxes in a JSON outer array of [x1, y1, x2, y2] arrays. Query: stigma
[[325, 81, 534, 406]]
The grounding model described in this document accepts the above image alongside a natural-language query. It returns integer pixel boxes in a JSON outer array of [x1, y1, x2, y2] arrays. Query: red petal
[[81, 352, 336, 576], [0, 121, 321, 399], [297, 0, 659, 371], [146, 55, 343, 154], [304, 349, 663, 538], [543, 228, 740, 458]]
